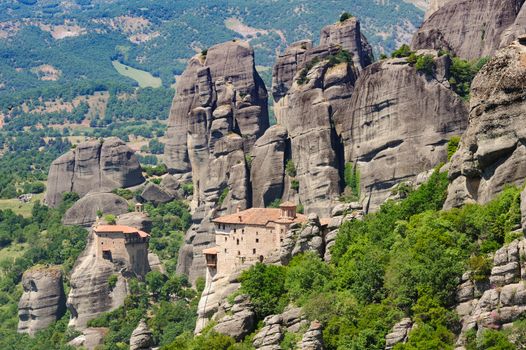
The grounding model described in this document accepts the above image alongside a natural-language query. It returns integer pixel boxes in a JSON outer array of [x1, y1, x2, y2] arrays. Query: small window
[[234, 229, 236, 233], [237, 239, 240, 245], [225, 237, 227, 241], [242, 229, 245, 234], [238, 251, 241, 256], [256, 231, 259, 235], [253, 248, 256, 254], [280, 238, 283, 242], [224, 249, 227, 253], [256, 238, 259, 243]]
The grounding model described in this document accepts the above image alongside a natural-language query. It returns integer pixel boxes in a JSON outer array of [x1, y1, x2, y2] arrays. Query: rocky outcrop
[[301, 321, 325, 350], [18, 266, 66, 336], [213, 294, 256, 341], [348, 52, 468, 211], [68, 327, 108, 350], [250, 125, 288, 208], [324, 202, 364, 261], [62, 192, 129, 227], [455, 238, 526, 347], [140, 182, 174, 205], [253, 307, 308, 350], [130, 319, 153, 350], [444, 40, 526, 209], [385, 318, 413, 349], [501, 4, 526, 47], [46, 137, 145, 207], [424, 0, 453, 20], [272, 18, 372, 216], [167, 40, 269, 283], [67, 228, 136, 329], [412, 0, 525, 60], [280, 213, 325, 265], [116, 212, 152, 233]]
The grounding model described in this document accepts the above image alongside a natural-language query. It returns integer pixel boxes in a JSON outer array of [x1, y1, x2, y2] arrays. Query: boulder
[[46, 137, 144, 207], [68, 327, 108, 350], [116, 212, 153, 233], [444, 40, 526, 208], [140, 182, 174, 205], [250, 125, 288, 207], [347, 53, 468, 211], [130, 319, 153, 350], [18, 266, 66, 336], [213, 294, 256, 341], [280, 214, 325, 265], [412, 0, 525, 60], [170, 40, 268, 284], [62, 192, 129, 227], [301, 321, 325, 350], [385, 318, 412, 349]]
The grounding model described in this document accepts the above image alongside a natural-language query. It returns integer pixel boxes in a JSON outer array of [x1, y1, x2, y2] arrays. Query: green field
[[112, 61, 162, 88], [0, 193, 43, 218]]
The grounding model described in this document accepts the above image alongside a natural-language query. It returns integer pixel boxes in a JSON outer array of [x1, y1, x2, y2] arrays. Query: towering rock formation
[[347, 52, 468, 211], [445, 38, 526, 208], [166, 40, 269, 283], [412, 0, 525, 60], [46, 137, 144, 208], [272, 17, 372, 216], [501, 3, 526, 47], [424, 0, 453, 20], [18, 266, 66, 336], [250, 125, 288, 208]]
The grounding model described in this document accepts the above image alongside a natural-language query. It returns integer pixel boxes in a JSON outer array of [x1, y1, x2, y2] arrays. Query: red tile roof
[[202, 247, 218, 255], [94, 225, 150, 238], [212, 208, 306, 226]]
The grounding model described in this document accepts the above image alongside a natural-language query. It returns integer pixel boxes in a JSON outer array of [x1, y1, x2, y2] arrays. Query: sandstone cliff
[[348, 52, 468, 211], [412, 0, 525, 60], [272, 18, 369, 216], [445, 39, 526, 209], [18, 266, 66, 336], [46, 137, 144, 208], [168, 40, 269, 283]]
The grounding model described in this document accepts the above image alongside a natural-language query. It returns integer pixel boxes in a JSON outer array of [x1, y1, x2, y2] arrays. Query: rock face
[[348, 52, 468, 211], [116, 212, 153, 233], [253, 307, 308, 350], [272, 18, 371, 216], [501, 4, 526, 47], [130, 319, 153, 350], [250, 125, 288, 208], [325, 202, 364, 261], [168, 40, 269, 283], [412, 0, 525, 60], [301, 321, 325, 350], [444, 40, 526, 209], [18, 266, 66, 336], [46, 137, 145, 207], [280, 213, 325, 265], [140, 183, 174, 205], [213, 294, 256, 341], [455, 238, 526, 347], [66, 227, 144, 329], [68, 327, 108, 350], [62, 192, 129, 227], [385, 318, 413, 349], [424, 0, 453, 20]]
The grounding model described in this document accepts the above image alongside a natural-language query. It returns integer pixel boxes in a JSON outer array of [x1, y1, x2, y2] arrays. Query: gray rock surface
[[18, 266, 66, 336], [66, 227, 147, 329], [412, 0, 525, 60], [68, 327, 108, 350], [347, 52, 468, 211], [46, 137, 144, 207], [325, 203, 364, 261], [280, 214, 325, 265], [253, 307, 308, 350], [62, 192, 129, 227], [130, 319, 153, 350], [455, 238, 526, 347], [116, 212, 153, 233], [140, 182, 174, 205], [213, 294, 256, 341], [272, 18, 371, 216], [444, 40, 526, 209], [424, 0, 453, 19], [301, 321, 325, 350], [501, 4, 526, 47], [167, 40, 269, 284], [250, 125, 288, 208], [385, 318, 412, 349]]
